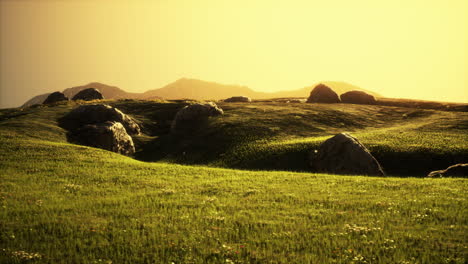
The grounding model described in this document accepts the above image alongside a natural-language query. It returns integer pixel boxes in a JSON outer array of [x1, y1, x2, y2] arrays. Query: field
[[0, 100, 467, 263]]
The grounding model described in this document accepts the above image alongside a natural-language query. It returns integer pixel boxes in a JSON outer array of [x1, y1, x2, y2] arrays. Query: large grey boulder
[[340, 91, 377, 105], [171, 102, 223, 133], [306, 84, 340, 103], [427, 164, 468, 178], [68, 121, 135, 155], [310, 133, 385, 176], [71, 88, 104, 101], [60, 104, 140, 135], [224, 96, 252, 103], [43, 92, 68, 104]]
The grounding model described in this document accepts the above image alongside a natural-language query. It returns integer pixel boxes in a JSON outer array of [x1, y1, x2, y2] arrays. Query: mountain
[[61, 82, 142, 100], [21, 78, 381, 107], [143, 78, 381, 100], [21, 82, 148, 107], [22, 93, 51, 107], [270, 81, 381, 98], [142, 78, 269, 100]]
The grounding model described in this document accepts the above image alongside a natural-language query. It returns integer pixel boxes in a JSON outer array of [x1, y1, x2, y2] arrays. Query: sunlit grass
[[0, 100, 467, 263], [1, 136, 467, 263]]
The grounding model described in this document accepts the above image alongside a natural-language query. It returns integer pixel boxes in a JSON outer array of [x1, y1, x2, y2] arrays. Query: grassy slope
[[107, 100, 468, 176], [0, 100, 467, 263]]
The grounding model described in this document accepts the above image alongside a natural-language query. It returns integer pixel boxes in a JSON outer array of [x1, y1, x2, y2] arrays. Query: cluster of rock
[[52, 90, 464, 178], [60, 104, 140, 155], [306, 84, 377, 105], [59, 99, 225, 155], [43, 88, 104, 105]]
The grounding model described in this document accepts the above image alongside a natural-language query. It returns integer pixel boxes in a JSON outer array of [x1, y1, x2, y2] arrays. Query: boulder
[[310, 133, 385, 176], [68, 121, 135, 155], [427, 164, 468, 178], [60, 104, 140, 135], [171, 102, 223, 133], [71, 88, 104, 101], [43, 92, 68, 104], [306, 84, 340, 103], [224, 96, 252, 103], [340, 90, 377, 105]]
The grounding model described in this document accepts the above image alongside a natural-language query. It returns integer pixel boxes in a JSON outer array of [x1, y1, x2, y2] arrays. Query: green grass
[[0, 100, 467, 263], [109, 100, 467, 176]]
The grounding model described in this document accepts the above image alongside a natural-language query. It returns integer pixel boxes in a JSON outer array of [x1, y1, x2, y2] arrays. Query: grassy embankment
[[0, 100, 466, 263]]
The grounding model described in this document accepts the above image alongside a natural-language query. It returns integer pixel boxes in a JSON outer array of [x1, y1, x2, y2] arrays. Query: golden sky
[[1, 0, 467, 108]]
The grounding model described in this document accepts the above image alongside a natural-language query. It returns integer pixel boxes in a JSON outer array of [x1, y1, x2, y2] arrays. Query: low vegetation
[[0, 99, 467, 263]]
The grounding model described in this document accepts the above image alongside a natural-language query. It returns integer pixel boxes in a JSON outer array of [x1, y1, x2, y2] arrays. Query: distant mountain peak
[[21, 79, 381, 108]]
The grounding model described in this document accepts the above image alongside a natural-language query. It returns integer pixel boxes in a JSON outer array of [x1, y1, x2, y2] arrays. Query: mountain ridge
[[21, 78, 381, 107]]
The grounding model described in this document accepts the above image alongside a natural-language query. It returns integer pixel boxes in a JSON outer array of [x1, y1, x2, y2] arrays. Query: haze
[[1, 0, 467, 108]]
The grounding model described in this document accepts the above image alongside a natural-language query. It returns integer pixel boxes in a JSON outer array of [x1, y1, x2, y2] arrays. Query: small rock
[[288, 99, 306, 103], [224, 96, 252, 103]]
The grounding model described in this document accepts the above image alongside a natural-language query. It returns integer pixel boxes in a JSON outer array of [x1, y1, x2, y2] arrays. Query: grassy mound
[[1, 131, 467, 263], [0, 99, 467, 262], [1, 99, 467, 177], [109, 100, 467, 176]]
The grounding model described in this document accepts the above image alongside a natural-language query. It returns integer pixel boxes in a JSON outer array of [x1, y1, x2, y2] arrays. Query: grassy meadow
[[0, 99, 467, 263]]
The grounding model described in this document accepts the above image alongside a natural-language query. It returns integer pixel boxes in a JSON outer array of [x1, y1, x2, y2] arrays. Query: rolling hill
[[21, 78, 381, 107], [21, 82, 146, 107], [141, 78, 268, 100], [0, 99, 466, 263]]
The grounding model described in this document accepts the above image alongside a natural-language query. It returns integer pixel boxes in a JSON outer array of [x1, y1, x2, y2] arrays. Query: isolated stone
[[306, 84, 340, 103], [171, 102, 223, 133], [310, 133, 385, 176], [60, 104, 140, 135], [68, 121, 135, 155], [427, 163, 468, 178], [224, 96, 252, 103], [340, 91, 377, 105], [71, 88, 104, 101], [43, 92, 68, 104]]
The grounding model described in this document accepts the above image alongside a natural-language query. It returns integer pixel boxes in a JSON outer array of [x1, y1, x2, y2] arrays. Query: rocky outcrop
[[427, 164, 468, 178], [171, 102, 223, 134], [43, 92, 68, 104], [71, 88, 104, 101], [60, 104, 140, 135], [310, 133, 385, 176], [306, 84, 341, 104], [224, 96, 252, 103], [340, 91, 377, 105], [68, 121, 135, 155]]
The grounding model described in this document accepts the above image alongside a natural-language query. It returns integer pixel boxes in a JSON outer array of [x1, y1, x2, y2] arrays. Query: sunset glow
[[1, 0, 467, 108]]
